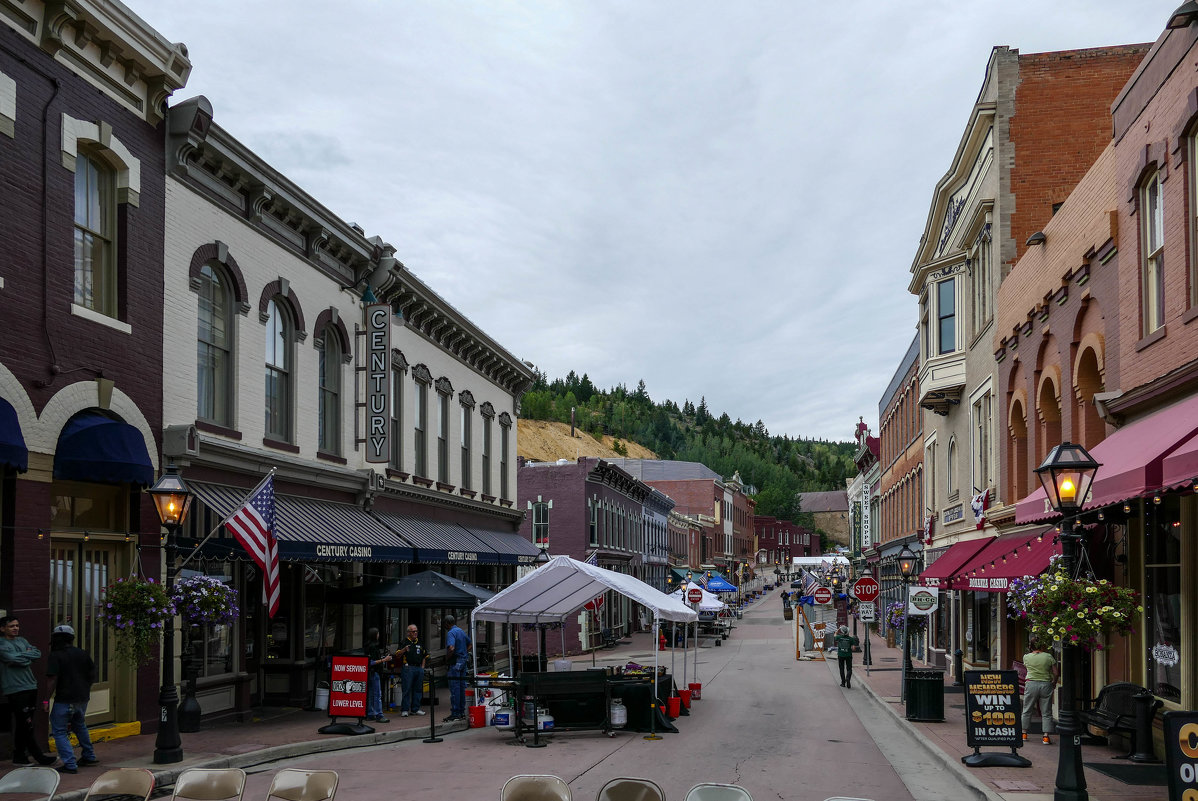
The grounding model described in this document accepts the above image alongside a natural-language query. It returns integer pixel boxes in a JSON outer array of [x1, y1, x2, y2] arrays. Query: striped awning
[[372, 512, 535, 565], [188, 482, 415, 563]]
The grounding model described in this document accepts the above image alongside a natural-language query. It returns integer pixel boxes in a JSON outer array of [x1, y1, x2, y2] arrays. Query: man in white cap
[[46, 624, 98, 774]]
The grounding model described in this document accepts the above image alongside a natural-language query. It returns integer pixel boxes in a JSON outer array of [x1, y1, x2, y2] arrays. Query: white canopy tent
[[669, 582, 726, 613], [471, 555, 698, 687], [791, 555, 851, 569]]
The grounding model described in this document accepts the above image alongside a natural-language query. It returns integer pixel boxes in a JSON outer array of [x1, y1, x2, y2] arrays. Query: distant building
[[797, 490, 850, 547]]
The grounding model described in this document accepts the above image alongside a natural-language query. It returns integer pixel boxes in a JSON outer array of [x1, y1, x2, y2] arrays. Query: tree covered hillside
[[520, 371, 857, 520]]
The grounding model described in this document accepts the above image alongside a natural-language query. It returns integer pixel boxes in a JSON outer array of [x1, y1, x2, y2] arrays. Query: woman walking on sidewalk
[[1021, 640, 1058, 744], [834, 625, 859, 688]]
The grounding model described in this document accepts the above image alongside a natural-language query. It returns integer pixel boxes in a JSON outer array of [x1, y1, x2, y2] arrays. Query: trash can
[[905, 669, 945, 722]]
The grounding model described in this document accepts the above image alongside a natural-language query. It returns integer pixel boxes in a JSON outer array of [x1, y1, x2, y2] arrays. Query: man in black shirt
[[46, 625, 98, 774], [397, 624, 428, 717]]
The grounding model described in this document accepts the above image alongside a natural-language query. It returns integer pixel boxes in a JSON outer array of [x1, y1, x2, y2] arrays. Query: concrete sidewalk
[[825, 629, 1166, 801]]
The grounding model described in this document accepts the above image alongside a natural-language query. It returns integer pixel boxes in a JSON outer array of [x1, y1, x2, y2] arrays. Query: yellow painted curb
[[48, 721, 140, 752]]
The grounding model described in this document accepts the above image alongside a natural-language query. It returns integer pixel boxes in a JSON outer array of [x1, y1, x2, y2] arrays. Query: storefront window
[[184, 564, 237, 679], [966, 592, 992, 664], [305, 589, 338, 660], [1145, 495, 1182, 703], [50, 481, 126, 531]]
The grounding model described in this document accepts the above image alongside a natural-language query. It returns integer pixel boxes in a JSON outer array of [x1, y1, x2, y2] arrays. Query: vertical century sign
[[365, 303, 390, 462]]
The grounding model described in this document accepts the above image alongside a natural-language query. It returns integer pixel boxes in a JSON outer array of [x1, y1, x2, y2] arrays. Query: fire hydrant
[[659, 631, 667, 651]]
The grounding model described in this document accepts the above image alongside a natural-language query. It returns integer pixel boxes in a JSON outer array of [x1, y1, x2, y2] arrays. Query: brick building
[[0, 1, 190, 734], [908, 43, 1147, 673], [752, 515, 814, 571]]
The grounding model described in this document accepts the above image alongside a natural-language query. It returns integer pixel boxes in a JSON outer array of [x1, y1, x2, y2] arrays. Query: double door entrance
[[48, 539, 123, 726]]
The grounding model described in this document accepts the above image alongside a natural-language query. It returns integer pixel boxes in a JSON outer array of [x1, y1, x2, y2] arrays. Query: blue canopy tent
[[703, 574, 737, 593]]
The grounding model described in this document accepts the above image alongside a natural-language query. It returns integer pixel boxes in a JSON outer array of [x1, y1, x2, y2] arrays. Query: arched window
[[1141, 170, 1165, 334], [264, 298, 292, 441], [947, 438, 958, 496], [73, 150, 116, 316], [197, 264, 233, 426], [318, 329, 341, 454]]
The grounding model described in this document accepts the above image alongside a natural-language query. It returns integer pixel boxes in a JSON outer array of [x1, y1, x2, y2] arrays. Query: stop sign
[[813, 586, 833, 605], [687, 588, 703, 603], [851, 576, 880, 603]]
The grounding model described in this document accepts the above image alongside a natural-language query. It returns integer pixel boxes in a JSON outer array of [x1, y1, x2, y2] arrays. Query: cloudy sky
[[139, 1, 1166, 441]]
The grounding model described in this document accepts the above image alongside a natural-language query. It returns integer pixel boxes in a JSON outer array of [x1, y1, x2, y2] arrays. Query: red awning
[[1162, 430, 1198, 491], [1015, 393, 1198, 523], [948, 528, 1060, 593], [918, 537, 992, 589]]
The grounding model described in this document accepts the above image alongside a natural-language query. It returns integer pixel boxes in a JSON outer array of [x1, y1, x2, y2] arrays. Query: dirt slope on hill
[[517, 420, 658, 463]]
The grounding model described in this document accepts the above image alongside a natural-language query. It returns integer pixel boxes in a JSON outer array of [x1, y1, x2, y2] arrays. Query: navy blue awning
[[188, 482, 415, 563], [0, 397, 28, 472], [53, 411, 153, 486], [372, 511, 513, 565]]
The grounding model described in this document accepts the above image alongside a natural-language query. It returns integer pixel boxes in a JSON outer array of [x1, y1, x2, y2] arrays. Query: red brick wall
[[879, 365, 922, 546], [1007, 46, 1149, 269]]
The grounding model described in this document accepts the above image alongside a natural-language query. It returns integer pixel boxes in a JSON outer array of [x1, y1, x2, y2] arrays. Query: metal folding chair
[[501, 774, 572, 801], [682, 784, 752, 801], [265, 769, 339, 801], [0, 766, 60, 800], [84, 768, 155, 801], [170, 768, 247, 800], [596, 777, 666, 801]]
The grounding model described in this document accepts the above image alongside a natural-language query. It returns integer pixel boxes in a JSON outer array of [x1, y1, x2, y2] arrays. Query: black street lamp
[[147, 463, 193, 764], [897, 545, 917, 680], [1035, 442, 1101, 801]]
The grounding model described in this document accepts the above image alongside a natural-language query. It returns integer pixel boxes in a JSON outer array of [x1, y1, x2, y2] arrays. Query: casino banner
[[963, 670, 1022, 749], [1164, 710, 1198, 801], [328, 655, 369, 718]]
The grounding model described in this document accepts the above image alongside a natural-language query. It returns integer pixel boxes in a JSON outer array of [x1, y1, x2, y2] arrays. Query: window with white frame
[[925, 439, 937, 512], [1142, 170, 1165, 334], [73, 150, 116, 317], [196, 264, 233, 426], [532, 501, 549, 549], [937, 278, 957, 355], [437, 390, 450, 484], [318, 329, 341, 454], [970, 227, 993, 338], [499, 416, 510, 498], [588, 499, 598, 546], [481, 414, 492, 495], [971, 389, 992, 492], [460, 402, 471, 490], [414, 379, 428, 478], [264, 299, 292, 441]]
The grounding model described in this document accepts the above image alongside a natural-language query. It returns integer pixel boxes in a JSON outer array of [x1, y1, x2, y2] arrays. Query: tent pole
[[681, 622, 688, 687], [507, 623, 514, 677], [670, 622, 676, 678]]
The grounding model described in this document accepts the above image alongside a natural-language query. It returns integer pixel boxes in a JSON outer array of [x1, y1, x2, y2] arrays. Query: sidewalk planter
[[905, 669, 945, 722]]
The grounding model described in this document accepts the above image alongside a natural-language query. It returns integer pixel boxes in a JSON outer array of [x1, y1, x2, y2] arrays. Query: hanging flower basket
[[101, 577, 174, 667], [885, 600, 927, 633], [171, 575, 239, 627], [1007, 560, 1141, 652]]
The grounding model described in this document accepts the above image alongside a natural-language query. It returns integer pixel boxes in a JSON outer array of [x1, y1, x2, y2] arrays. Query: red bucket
[[679, 688, 692, 709], [468, 705, 487, 728], [689, 682, 702, 700], [666, 697, 681, 718]]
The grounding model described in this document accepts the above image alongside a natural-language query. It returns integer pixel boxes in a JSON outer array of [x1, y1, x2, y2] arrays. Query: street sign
[[908, 586, 939, 615], [851, 576, 880, 603], [858, 601, 876, 622], [813, 586, 833, 605], [687, 588, 703, 603]]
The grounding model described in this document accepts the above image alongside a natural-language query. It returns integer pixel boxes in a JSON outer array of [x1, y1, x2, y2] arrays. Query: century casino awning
[[372, 511, 538, 565], [1015, 393, 1198, 524], [188, 482, 414, 563], [948, 528, 1059, 593], [918, 537, 992, 589]]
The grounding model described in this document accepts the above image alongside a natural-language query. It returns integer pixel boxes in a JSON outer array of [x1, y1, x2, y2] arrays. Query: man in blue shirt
[[442, 615, 471, 721]]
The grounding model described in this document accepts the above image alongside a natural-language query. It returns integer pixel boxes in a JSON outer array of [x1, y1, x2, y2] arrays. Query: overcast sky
[[138, 1, 1166, 442]]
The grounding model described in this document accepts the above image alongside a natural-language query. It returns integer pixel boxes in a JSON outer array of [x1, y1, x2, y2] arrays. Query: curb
[[844, 660, 1003, 801], [54, 721, 468, 801]]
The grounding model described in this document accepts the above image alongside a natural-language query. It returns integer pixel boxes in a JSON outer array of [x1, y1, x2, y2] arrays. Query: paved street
[[221, 597, 953, 801]]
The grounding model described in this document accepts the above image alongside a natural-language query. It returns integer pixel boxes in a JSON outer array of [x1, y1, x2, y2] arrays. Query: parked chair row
[[501, 775, 754, 801], [0, 766, 339, 801]]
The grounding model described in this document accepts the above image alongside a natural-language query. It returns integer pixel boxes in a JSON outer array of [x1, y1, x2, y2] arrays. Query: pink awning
[[918, 537, 992, 589], [948, 528, 1059, 593], [1015, 393, 1198, 523], [1162, 430, 1198, 491]]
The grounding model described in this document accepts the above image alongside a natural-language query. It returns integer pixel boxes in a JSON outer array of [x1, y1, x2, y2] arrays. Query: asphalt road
[[234, 599, 974, 801]]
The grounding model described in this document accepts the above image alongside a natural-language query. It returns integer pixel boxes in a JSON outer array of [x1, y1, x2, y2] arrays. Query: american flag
[[225, 475, 280, 618], [802, 571, 819, 596], [584, 551, 598, 565]]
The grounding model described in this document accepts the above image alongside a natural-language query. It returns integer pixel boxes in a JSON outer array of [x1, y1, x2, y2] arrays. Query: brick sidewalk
[[836, 633, 1166, 801]]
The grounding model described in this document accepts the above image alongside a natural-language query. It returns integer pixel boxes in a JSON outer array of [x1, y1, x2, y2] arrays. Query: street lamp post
[[147, 463, 194, 764], [1035, 442, 1101, 801], [897, 545, 917, 700]]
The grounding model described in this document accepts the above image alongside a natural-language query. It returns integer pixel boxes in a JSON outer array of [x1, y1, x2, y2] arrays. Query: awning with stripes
[[372, 512, 538, 565], [187, 482, 415, 563]]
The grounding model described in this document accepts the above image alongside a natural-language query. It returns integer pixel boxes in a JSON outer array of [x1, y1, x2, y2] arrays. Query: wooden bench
[[1079, 681, 1162, 758]]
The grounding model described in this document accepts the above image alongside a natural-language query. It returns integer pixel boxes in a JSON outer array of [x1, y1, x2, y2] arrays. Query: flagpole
[[178, 468, 276, 571]]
